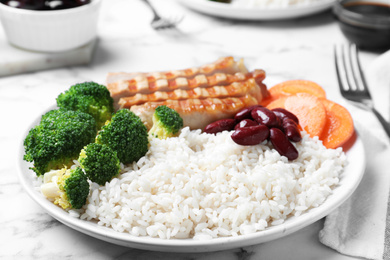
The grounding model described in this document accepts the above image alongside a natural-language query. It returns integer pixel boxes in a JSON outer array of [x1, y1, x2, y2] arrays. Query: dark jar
[[333, 0, 390, 50], [0, 0, 91, 11]]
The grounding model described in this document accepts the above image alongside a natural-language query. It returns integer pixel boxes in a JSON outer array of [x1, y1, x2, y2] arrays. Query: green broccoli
[[148, 105, 183, 139], [96, 109, 149, 164], [24, 109, 97, 176], [56, 81, 114, 129], [78, 143, 120, 185], [40, 167, 90, 210]]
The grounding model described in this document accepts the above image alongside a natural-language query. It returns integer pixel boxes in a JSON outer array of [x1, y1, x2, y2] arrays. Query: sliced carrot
[[259, 96, 273, 107], [319, 99, 355, 150], [284, 94, 327, 138], [263, 80, 355, 149], [261, 80, 327, 107], [265, 96, 288, 110], [269, 80, 327, 98], [267, 93, 326, 138], [339, 130, 357, 152]]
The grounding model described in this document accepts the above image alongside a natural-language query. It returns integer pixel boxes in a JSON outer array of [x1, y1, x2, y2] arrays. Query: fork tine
[[334, 44, 352, 93], [334, 45, 345, 93], [142, 0, 183, 30], [349, 44, 372, 98], [346, 43, 360, 91], [342, 44, 360, 91], [152, 19, 168, 29], [152, 16, 183, 30]]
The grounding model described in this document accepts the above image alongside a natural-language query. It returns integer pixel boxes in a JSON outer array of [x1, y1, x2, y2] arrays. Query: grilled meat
[[107, 57, 250, 107], [118, 76, 266, 109], [130, 94, 259, 130], [106, 57, 269, 130]]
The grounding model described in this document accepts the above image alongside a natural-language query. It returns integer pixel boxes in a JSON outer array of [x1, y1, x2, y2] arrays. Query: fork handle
[[371, 107, 390, 138], [141, 0, 159, 17]]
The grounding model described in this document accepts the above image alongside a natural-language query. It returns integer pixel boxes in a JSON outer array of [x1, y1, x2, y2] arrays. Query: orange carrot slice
[[260, 95, 280, 107], [269, 80, 327, 98], [284, 94, 327, 138], [260, 80, 327, 106], [319, 99, 355, 150], [265, 96, 288, 110], [267, 93, 327, 138]]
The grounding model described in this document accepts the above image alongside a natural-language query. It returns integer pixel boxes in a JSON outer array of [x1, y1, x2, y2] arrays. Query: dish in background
[[0, 0, 101, 52], [333, 0, 390, 50], [0, 0, 91, 11], [178, 0, 336, 20], [17, 105, 366, 252]]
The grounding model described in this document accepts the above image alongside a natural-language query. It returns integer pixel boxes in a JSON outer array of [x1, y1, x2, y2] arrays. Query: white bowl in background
[[0, 0, 102, 52]]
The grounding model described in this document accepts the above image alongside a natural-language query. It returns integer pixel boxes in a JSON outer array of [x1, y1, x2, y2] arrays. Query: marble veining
[[0, 0, 386, 259]]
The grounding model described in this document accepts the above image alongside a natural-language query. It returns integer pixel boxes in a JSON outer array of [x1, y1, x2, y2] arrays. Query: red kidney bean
[[234, 105, 262, 121], [231, 124, 270, 146], [283, 125, 302, 142], [272, 108, 299, 124], [269, 128, 298, 160], [251, 106, 280, 128], [204, 119, 237, 134], [282, 118, 297, 126], [282, 118, 302, 142], [234, 119, 258, 130]]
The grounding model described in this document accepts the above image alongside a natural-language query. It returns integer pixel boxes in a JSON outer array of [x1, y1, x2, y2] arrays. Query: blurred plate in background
[[178, 0, 335, 20]]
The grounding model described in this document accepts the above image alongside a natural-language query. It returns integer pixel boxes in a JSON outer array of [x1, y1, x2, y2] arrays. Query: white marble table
[[0, 0, 386, 259]]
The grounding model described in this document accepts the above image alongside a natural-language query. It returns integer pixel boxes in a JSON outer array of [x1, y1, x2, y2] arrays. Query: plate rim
[[178, 0, 336, 20], [17, 105, 366, 253]]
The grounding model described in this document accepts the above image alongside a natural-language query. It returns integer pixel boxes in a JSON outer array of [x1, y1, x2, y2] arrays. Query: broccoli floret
[[148, 105, 183, 139], [24, 109, 97, 176], [56, 81, 114, 129], [40, 167, 90, 210], [96, 109, 148, 164], [78, 143, 120, 185]]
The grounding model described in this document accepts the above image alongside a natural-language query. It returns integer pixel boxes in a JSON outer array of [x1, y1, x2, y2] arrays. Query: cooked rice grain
[[76, 127, 346, 239]]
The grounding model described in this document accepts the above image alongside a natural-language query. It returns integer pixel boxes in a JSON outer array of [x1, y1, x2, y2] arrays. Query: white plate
[[17, 110, 365, 253], [178, 0, 335, 20]]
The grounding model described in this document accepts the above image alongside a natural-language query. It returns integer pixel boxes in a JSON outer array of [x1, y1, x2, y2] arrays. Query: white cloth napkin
[[319, 50, 390, 260]]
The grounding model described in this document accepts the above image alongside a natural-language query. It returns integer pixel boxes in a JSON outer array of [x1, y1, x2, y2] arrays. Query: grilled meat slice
[[130, 94, 259, 130], [107, 57, 250, 106], [118, 77, 266, 108], [107, 56, 248, 84]]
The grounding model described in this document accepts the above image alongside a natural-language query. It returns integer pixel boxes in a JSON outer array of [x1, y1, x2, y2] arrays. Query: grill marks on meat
[[106, 57, 269, 130], [107, 56, 248, 84], [112, 72, 246, 109], [118, 72, 266, 108], [107, 56, 248, 106], [130, 95, 259, 130]]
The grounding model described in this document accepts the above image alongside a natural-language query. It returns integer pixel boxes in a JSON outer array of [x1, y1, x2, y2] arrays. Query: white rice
[[57, 127, 347, 240]]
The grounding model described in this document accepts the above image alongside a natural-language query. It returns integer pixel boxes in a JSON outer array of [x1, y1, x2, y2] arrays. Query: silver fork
[[334, 43, 390, 138], [141, 0, 183, 30]]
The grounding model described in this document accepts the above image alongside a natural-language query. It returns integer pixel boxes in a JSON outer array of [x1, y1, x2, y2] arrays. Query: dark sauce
[[344, 1, 390, 16], [336, 1, 390, 50], [0, 0, 91, 11]]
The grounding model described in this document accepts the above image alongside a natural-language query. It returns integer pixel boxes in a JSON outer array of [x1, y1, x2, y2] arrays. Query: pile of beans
[[204, 106, 302, 160], [0, 0, 90, 10]]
